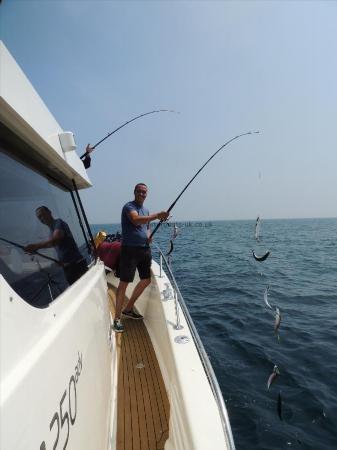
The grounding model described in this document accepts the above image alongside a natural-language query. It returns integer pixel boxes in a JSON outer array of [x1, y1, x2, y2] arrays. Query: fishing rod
[[80, 109, 177, 159], [0, 237, 62, 265], [150, 130, 260, 239]]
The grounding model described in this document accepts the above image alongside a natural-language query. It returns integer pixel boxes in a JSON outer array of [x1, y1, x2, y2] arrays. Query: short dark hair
[[134, 183, 147, 193], [35, 206, 51, 213]]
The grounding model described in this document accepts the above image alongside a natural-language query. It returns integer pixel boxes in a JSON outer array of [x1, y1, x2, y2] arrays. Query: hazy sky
[[1, 1, 336, 223]]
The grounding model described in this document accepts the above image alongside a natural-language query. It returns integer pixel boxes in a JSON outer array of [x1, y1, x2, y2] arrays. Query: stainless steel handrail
[[154, 244, 236, 450]]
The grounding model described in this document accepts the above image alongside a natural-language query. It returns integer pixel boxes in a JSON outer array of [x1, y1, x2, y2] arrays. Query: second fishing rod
[[80, 109, 177, 159]]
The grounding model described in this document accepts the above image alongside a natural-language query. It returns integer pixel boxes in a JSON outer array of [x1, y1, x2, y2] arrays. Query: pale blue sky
[[1, 0, 336, 223]]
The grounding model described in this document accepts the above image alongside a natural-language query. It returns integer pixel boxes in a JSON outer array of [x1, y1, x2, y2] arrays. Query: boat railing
[[154, 244, 236, 450]]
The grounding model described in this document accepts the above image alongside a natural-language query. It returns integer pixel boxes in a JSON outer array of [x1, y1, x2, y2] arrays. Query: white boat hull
[[1, 262, 116, 450]]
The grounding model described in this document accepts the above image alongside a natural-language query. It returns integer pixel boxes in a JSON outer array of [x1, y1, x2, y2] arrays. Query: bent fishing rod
[[150, 130, 260, 239], [0, 237, 62, 265], [80, 109, 177, 159]]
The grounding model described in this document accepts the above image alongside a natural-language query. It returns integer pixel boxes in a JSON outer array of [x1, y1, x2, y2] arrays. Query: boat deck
[[108, 287, 170, 450]]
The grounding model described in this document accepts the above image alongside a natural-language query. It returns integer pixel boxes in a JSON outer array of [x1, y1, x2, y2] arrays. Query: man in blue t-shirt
[[24, 206, 87, 285], [113, 183, 169, 333]]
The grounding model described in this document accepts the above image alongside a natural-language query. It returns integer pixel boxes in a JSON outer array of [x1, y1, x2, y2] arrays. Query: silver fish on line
[[172, 223, 180, 239], [252, 249, 270, 262], [255, 216, 261, 242], [264, 285, 273, 309], [274, 307, 281, 336], [166, 240, 174, 256], [267, 365, 280, 390]]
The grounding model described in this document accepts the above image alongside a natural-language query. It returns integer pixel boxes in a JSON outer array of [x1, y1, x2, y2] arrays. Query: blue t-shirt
[[121, 201, 149, 247], [50, 219, 82, 264]]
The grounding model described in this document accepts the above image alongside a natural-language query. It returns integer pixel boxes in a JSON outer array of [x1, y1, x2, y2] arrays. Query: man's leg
[[115, 246, 135, 320], [115, 280, 129, 320], [123, 278, 151, 312]]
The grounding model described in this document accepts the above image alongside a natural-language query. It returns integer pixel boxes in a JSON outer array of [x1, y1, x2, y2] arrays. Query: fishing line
[[80, 109, 178, 159], [150, 130, 260, 239]]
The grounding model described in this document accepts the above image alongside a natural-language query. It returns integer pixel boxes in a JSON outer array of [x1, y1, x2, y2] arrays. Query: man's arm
[[128, 210, 169, 226], [24, 229, 64, 253]]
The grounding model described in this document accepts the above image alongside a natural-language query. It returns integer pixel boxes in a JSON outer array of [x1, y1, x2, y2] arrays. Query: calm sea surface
[[92, 218, 337, 450]]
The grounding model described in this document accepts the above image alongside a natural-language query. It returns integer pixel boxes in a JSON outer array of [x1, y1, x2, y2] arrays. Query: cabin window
[[0, 149, 94, 307]]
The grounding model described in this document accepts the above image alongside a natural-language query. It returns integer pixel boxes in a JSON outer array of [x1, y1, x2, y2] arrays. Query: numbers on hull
[[39, 352, 82, 450]]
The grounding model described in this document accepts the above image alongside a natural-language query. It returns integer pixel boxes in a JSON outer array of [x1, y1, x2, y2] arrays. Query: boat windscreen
[[0, 148, 94, 307]]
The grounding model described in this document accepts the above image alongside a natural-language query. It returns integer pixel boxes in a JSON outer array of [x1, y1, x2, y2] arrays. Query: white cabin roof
[[0, 41, 91, 189]]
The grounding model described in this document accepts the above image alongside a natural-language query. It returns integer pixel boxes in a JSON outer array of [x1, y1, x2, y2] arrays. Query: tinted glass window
[[0, 149, 93, 307]]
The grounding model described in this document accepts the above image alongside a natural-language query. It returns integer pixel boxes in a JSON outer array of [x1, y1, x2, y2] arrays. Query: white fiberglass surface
[[1, 264, 116, 450]]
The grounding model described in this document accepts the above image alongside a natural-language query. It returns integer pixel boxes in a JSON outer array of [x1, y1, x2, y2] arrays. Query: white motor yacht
[[0, 41, 235, 450]]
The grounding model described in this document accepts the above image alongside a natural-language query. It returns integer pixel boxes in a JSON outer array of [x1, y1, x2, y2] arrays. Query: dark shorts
[[119, 246, 152, 283]]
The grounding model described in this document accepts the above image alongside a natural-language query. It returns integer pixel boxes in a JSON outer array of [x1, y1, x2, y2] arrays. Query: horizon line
[[90, 216, 337, 226]]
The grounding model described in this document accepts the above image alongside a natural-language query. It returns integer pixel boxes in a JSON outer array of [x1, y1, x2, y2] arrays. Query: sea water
[[92, 218, 337, 450]]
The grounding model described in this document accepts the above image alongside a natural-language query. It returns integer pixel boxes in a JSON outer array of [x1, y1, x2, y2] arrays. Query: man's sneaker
[[113, 319, 124, 333], [122, 309, 144, 320]]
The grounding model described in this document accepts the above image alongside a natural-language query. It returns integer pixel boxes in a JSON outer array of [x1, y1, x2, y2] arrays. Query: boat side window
[[0, 149, 94, 307]]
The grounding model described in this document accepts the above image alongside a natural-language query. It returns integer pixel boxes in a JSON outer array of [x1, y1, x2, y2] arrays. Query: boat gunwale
[[153, 244, 236, 450]]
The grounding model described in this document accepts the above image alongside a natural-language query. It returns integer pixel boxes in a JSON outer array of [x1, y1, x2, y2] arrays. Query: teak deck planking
[[108, 287, 170, 450]]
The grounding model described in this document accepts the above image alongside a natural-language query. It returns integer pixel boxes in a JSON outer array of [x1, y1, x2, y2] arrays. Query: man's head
[[134, 183, 148, 205], [35, 206, 53, 226]]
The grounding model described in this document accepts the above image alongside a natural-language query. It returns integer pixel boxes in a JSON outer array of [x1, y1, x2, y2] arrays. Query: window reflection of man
[[24, 206, 87, 285]]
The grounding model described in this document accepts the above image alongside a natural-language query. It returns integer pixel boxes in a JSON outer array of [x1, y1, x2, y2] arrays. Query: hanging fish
[[252, 249, 270, 262], [277, 391, 283, 420], [172, 223, 180, 239], [267, 365, 280, 390], [264, 285, 273, 309], [274, 307, 281, 338], [166, 239, 174, 256], [255, 216, 261, 242]]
